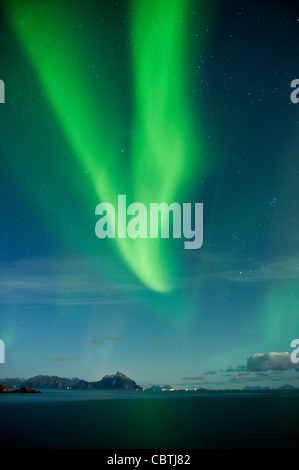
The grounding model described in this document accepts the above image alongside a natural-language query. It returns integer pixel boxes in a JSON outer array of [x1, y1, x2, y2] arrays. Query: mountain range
[[243, 384, 297, 391], [0, 374, 298, 391], [0, 372, 142, 390]]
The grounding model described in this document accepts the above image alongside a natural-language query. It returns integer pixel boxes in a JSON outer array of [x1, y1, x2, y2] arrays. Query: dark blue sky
[[0, 0, 298, 389]]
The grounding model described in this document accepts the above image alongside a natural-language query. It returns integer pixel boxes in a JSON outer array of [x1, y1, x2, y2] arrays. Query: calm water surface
[[0, 389, 298, 449]]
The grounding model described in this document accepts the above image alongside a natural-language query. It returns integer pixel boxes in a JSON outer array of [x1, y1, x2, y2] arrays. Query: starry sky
[[0, 0, 298, 389]]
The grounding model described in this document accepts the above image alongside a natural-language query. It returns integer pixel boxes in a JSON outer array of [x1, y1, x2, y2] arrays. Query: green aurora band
[[4, 0, 210, 292]]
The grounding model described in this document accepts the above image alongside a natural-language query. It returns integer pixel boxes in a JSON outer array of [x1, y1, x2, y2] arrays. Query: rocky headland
[[0, 384, 41, 393]]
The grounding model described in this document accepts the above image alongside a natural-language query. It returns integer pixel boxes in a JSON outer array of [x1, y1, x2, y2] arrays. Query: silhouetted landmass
[[0, 372, 141, 391], [1, 374, 298, 392], [73, 371, 141, 390], [0, 384, 41, 393], [244, 385, 296, 391], [21, 375, 80, 390], [0, 378, 25, 388], [146, 385, 173, 391], [278, 384, 295, 390], [243, 386, 271, 391], [72, 379, 94, 390]]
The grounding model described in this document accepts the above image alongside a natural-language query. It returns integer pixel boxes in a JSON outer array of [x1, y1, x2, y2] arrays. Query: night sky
[[0, 0, 298, 389]]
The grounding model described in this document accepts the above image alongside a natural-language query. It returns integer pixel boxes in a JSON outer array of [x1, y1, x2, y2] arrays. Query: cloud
[[45, 337, 104, 345], [228, 371, 251, 384], [51, 356, 79, 361], [247, 352, 298, 371], [45, 336, 127, 345], [104, 336, 127, 342], [222, 365, 247, 373], [182, 371, 217, 381], [182, 375, 206, 381]]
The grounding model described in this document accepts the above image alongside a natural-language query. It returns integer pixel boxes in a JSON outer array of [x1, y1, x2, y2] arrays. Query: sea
[[0, 388, 299, 450]]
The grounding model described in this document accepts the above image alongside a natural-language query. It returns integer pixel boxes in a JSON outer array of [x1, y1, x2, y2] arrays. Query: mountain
[[146, 385, 173, 391], [0, 377, 25, 388], [243, 386, 271, 391], [72, 379, 94, 390], [278, 384, 296, 390], [0, 372, 141, 391], [95, 371, 140, 390], [21, 375, 80, 390], [73, 371, 141, 390], [244, 385, 297, 391]]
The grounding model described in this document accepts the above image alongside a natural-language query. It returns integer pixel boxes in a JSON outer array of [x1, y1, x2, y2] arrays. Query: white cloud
[[247, 352, 297, 371]]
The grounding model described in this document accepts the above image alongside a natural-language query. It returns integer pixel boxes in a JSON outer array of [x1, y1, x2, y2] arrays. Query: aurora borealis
[[0, 0, 299, 390], [3, 0, 209, 293]]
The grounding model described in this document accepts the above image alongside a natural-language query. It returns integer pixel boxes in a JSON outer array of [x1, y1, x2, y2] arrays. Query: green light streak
[[259, 147, 299, 347], [131, 0, 201, 204], [5, 0, 208, 293], [260, 281, 299, 346]]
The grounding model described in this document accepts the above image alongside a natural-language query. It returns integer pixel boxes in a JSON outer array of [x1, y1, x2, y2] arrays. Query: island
[[0, 384, 41, 393]]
